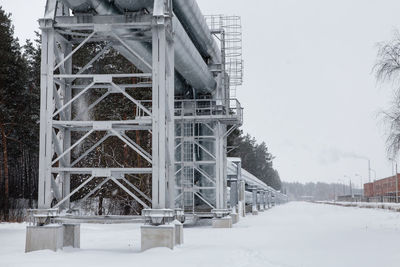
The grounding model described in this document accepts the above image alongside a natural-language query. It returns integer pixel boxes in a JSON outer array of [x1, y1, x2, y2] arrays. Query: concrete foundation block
[[63, 224, 80, 248], [212, 216, 233, 228], [25, 225, 63, 253], [173, 220, 184, 245], [231, 213, 239, 224], [141, 225, 175, 252], [239, 201, 246, 217]]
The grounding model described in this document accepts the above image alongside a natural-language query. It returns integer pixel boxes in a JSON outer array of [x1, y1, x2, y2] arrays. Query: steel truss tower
[[38, 0, 244, 226], [38, 0, 176, 222], [174, 100, 243, 217], [174, 15, 244, 218]]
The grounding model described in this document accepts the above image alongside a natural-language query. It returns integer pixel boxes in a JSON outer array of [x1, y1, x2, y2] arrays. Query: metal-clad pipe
[[114, 0, 221, 64], [59, 1, 186, 92], [60, 0, 217, 93], [62, 0, 221, 65], [60, 0, 91, 12], [172, 16, 216, 92], [113, 0, 150, 11], [114, 0, 222, 64], [173, 0, 221, 64]]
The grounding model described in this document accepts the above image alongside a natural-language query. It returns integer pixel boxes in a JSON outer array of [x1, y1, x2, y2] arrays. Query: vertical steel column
[[143, 0, 176, 223], [252, 188, 258, 214], [166, 22, 175, 211], [38, 18, 55, 209], [239, 180, 246, 217], [152, 13, 170, 210], [230, 158, 241, 213], [230, 180, 238, 212], [263, 191, 267, 210], [261, 191, 266, 211], [60, 41, 72, 209], [215, 121, 227, 211]]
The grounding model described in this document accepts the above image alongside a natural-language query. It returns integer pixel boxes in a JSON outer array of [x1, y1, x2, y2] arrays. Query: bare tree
[[374, 31, 400, 158], [375, 32, 400, 83]]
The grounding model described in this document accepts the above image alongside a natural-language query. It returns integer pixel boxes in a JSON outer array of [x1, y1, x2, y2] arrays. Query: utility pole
[[350, 179, 353, 200], [396, 161, 398, 203], [355, 174, 362, 201], [390, 158, 398, 203], [368, 159, 371, 183], [333, 184, 336, 202]]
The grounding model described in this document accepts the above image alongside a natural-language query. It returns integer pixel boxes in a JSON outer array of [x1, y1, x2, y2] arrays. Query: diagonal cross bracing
[[110, 82, 152, 116], [53, 81, 95, 118], [71, 133, 111, 167], [120, 177, 152, 203], [53, 31, 96, 71], [111, 129, 152, 164], [52, 130, 94, 165], [110, 177, 150, 209], [54, 175, 96, 209]]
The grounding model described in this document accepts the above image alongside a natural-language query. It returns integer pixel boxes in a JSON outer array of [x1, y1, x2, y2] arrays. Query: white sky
[[1, 0, 399, 186]]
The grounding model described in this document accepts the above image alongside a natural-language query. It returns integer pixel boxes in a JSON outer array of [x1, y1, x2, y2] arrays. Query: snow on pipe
[[227, 158, 284, 197], [63, 0, 221, 65], [115, 0, 222, 64], [59, 0, 217, 94], [172, 0, 222, 64]]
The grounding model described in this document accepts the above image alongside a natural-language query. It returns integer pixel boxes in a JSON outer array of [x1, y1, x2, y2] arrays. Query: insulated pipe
[[172, 0, 221, 64], [227, 158, 288, 204], [62, 0, 221, 64], [113, 0, 221, 64], [59, 0, 217, 93]]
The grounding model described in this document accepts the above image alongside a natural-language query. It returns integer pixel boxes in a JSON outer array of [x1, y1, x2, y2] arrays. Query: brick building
[[364, 174, 400, 200]]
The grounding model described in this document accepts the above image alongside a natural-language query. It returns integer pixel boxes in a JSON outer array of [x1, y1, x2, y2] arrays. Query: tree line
[[0, 7, 40, 221], [0, 6, 282, 221], [228, 130, 282, 190], [283, 182, 361, 201]]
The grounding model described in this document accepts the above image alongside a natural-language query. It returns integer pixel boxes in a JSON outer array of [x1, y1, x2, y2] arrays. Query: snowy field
[[1, 202, 400, 267], [320, 201, 400, 211]]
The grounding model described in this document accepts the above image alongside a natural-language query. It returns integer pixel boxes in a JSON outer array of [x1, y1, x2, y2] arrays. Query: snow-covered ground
[[1, 202, 400, 267], [320, 201, 400, 211]]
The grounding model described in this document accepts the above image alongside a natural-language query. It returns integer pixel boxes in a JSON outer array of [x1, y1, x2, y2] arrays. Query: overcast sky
[[1, 0, 400, 186]]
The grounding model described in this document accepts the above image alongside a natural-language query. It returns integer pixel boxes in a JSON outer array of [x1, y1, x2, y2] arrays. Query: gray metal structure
[[38, 0, 179, 225], [227, 158, 289, 214], [36, 0, 286, 230]]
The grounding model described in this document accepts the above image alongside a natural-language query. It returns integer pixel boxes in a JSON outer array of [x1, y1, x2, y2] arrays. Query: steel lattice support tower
[[38, 0, 176, 221]]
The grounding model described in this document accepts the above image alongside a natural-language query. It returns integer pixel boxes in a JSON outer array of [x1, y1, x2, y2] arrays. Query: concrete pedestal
[[173, 220, 184, 245], [231, 213, 239, 224], [212, 216, 233, 228], [239, 201, 246, 217], [63, 224, 80, 248], [25, 225, 63, 253], [141, 225, 175, 251]]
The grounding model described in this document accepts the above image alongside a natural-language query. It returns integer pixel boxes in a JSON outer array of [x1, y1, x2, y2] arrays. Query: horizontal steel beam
[[51, 168, 152, 174], [54, 73, 151, 79], [52, 120, 152, 128]]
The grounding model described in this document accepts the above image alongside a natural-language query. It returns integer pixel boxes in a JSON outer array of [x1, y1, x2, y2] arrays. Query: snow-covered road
[[1, 202, 400, 267]]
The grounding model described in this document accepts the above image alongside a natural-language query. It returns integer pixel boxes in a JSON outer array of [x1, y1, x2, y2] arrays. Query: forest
[[0, 6, 281, 221], [283, 181, 362, 201]]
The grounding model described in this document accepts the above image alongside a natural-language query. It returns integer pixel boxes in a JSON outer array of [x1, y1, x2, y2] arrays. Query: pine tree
[[227, 129, 282, 190], [0, 6, 36, 220]]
